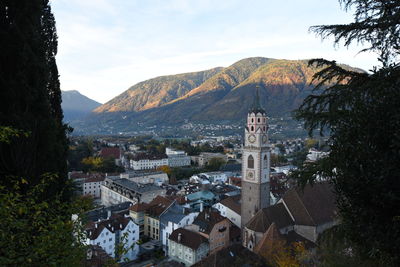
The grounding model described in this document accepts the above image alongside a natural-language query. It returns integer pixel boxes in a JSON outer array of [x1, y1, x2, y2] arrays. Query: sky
[[51, 0, 379, 104]]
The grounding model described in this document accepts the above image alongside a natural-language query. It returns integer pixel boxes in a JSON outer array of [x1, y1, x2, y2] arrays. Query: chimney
[[107, 210, 111, 219], [178, 233, 182, 243], [95, 223, 98, 229], [200, 202, 204, 212]]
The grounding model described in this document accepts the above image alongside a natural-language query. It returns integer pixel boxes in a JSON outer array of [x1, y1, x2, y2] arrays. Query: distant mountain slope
[[94, 67, 223, 113], [61, 90, 101, 122], [73, 57, 360, 134]]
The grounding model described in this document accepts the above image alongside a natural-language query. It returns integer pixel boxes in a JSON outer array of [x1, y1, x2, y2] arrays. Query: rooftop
[[246, 203, 293, 233], [106, 177, 163, 193], [169, 228, 208, 250]]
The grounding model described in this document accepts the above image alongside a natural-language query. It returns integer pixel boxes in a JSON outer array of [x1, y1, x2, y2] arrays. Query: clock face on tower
[[246, 170, 255, 180], [262, 134, 268, 144], [248, 134, 256, 143]]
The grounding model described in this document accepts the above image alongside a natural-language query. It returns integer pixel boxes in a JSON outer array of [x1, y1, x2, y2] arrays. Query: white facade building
[[83, 177, 105, 198], [130, 154, 168, 170], [166, 148, 191, 167], [201, 172, 227, 184], [160, 203, 199, 252], [168, 228, 209, 266], [85, 215, 140, 261], [101, 177, 166, 206], [213, 196, 241, 228]]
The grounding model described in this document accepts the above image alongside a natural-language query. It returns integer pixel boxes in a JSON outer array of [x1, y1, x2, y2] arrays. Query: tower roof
[[249, 86, 265, 114]]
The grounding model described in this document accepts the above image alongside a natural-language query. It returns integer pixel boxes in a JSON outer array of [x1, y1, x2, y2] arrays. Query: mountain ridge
[[72, 57, 361, 135]]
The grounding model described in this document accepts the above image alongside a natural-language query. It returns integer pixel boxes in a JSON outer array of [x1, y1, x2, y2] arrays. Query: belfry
[[240, 88, 271, 229]]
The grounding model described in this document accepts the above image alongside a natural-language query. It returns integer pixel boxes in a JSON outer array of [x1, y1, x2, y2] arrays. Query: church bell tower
[[241, 88, 271, 228]]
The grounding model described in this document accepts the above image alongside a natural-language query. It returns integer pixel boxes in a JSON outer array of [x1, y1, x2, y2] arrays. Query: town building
[[186, 190, 216, 211], [83, 176, 105, 198], [241, 90, 271, 228], [101, 177, 166, 206], [160, 202, 199, 253], [213, 195, 241, 228], [166, 147, 191, 167], [84, 214, 139, 261], [129, 153, 168, 170], [190, 209, 231, 254], [168, 228, 209, 266], [120, 170, 169, 185], [129, 202, 149, 237], [85, 202, 133, 222], [191, 152, 227, 167], [144, 196, 173, 240], [243, 182, 337, 251]]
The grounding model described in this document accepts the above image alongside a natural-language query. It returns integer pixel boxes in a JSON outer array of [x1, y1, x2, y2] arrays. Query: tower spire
[[249, 86, 265, 113]]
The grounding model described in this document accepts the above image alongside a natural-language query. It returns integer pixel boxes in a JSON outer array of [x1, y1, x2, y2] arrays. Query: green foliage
[[68, 139, 94, 171], [317, 226, 382, 267], [205, 157, 226, 171], [81, 156, 124, 173], [294, 0, 400, 264], [0, 175, 86, 266]]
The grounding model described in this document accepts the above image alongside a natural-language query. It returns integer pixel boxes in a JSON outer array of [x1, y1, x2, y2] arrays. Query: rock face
[[75, 57, 359, 134]]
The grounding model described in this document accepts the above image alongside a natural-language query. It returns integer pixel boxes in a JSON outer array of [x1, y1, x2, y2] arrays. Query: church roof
[[282, 182, 337, 226], [245, 203, 293, 233], [254, 222, 284, 254]]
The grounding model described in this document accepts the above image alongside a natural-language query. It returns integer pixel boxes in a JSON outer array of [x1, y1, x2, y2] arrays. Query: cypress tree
[[0, 0, 69, 197]]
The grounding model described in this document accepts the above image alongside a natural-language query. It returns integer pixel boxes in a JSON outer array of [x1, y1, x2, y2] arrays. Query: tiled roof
[[246, 203, 293, 233], [254, 223, 284, 254], [282, 182, 337, 226], [193, 209, 226, 234], [169, 228, 208, 250], [146, 196, 173, 217], [129, 202, 150, 212], [219, 195, 241, 214], [99, 147, 120, 159]]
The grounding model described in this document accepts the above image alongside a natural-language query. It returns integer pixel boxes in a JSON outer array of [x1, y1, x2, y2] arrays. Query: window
[[264, 154, 268, 168], [251, 126, 254, 131], [247, 155, 254, 169], [257, 118, 260, 123]]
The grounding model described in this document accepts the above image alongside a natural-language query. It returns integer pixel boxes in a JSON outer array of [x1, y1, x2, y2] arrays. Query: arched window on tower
[[257, 118, 260, 123], [248, 155, 254, 169], [251, 126, 254, 131], [264, 155, 268, 168]]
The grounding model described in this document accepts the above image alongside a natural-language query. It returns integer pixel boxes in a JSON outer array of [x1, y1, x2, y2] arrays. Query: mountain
[[73, 57, 359, 135], [94, 67, 223, 113], [61, 90, 101, 122]]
